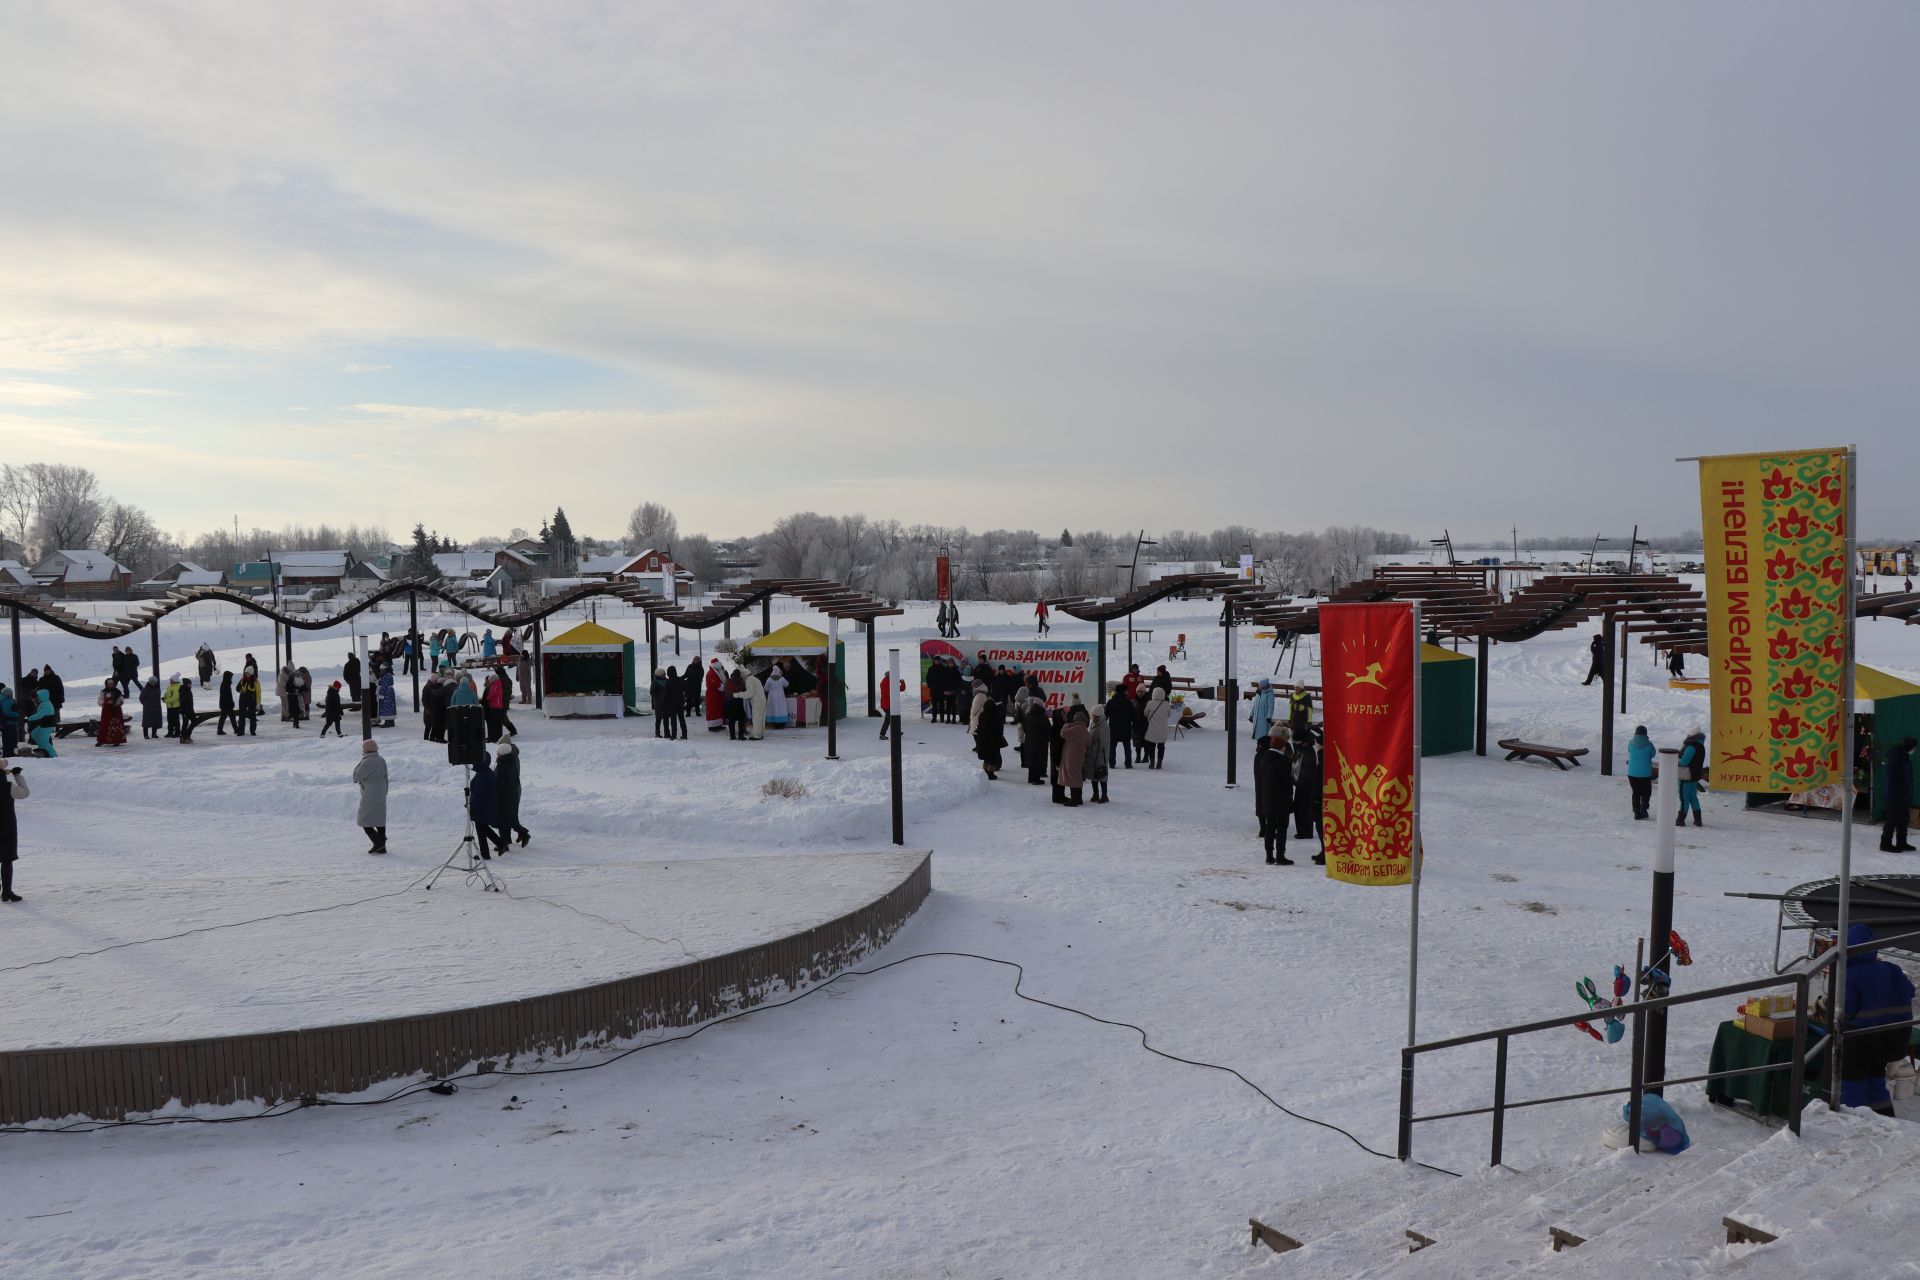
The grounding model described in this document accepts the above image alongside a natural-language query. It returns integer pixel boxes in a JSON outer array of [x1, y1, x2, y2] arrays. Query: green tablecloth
[[1706, 1020, 1800, 1118]]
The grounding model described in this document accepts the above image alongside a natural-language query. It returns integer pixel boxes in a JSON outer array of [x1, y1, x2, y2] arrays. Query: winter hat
[[361, 739, 379, 755], [497, 731, 514, 747], [1634, 725, 1647, 736], [168, 673, 179, 683]]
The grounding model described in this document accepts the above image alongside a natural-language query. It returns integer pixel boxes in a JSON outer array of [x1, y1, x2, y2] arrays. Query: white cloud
[[0, 379, 91, 406], [339, 362, 391, 374]]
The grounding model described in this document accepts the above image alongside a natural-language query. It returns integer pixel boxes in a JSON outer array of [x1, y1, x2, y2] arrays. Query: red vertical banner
[[1320, 602, 1419, 886], [936, 555, 952, 602]]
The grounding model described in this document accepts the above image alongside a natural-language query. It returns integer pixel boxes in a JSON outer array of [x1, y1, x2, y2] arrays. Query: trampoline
[[1759, 874, 1920, 971]]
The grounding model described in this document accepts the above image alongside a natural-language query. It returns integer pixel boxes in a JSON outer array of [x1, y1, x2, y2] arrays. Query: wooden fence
[[0, 852, 932, 1125]]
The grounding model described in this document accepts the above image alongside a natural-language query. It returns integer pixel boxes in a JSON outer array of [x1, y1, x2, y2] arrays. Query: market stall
[[1420, 642, 1475, 757], [540, 620, 638, 718], [740, 621, 847, 724]]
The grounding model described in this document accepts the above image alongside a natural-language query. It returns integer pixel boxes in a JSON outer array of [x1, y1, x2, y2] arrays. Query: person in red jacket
[[483, 668, 510, 742], [1034, 600, 1051, 636], [878, 671, 907, 740]]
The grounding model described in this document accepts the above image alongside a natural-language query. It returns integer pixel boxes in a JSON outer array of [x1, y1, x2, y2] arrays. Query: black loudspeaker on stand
[[446, 705, 485, 766]]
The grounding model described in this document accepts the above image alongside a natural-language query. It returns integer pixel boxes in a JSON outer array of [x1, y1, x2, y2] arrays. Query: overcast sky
[[0, 3, 1913, 544]]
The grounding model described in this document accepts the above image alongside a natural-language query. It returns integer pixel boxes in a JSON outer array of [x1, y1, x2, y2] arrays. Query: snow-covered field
[[3, 597, 1919, 1278]]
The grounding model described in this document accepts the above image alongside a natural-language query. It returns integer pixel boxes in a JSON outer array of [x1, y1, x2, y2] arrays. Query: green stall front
[[1420, 642, 1476, 757]]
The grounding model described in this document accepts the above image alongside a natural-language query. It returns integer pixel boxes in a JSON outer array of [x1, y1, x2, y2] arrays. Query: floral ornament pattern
[[1322, 745, 1415, 882], [1759, 452, 1847, 790]]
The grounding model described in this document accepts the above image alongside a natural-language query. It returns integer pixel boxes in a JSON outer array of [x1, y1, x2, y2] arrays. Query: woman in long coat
[[972, 694, 1006, 780], [1019, 697, 1051, 785], [1085, 705, 1110, 804], [1057, 706, 1090, 806], [1250, 679, 1275, 742], [1253, 731, 1295, 865], [277, 665, 293, 721], [764, 666, 790, 727], [95, 681, 128, 747], [353, 739, 388, 854], [705, 659, 726, 731], [1, 764, 25, 901], [140, 677, 163, 739], [1142, 687, 1173, 769], [376, 665, 397, 727], [494, 732, 530, 847]]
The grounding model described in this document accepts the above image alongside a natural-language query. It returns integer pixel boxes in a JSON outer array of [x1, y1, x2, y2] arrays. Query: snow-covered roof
[[498, 548, 536, 567], [34, 549, 129, 583], [0, 559, 36, 587], [432, 551, 498, 577], [175, 570, 225, 587], [277, 550, 353, 577]]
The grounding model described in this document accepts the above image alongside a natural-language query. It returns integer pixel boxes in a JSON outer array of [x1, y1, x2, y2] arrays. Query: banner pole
[[1409, 602, 1424, 1050], [1835, 447, 1859, 1078]]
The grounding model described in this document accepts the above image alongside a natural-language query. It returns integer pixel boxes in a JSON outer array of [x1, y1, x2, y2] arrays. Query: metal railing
[[1398, 924, 1920, 1167]]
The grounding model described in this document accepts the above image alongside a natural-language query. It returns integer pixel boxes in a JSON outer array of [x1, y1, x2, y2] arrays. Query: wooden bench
[[1498, 739, 1589, 770], [52, 719, 100, 739]]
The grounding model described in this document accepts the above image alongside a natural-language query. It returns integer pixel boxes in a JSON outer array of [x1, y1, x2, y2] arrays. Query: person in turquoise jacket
[[449, 674, 480, 707], [0, 684, 17, 758], [1675, 728, 1706, 827], [1626, 726, 1656, 820], [25, 689, 57, 758], [1249, 679, 1274, 743]]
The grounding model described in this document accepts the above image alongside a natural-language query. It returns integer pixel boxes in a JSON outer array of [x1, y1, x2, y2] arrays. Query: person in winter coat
[[968, 681, 990, 736], [765, 663, 794, 729], [651, 669, 670, 739], [296, 667, 313, 720], [1034, 600, 1050, 636], [0, 763, 25, 901], [1626, 726, 1657, 820], [742, 669, 767, 740], [319, 681, 346, 737], [421, 673, 447, 743], [494, 731, 531, 848], [1142, 687, 1173, 769], [0, 683, 17, 758], [196, 643, 216, 688], [354, 739, 388, 854], [95, 681, 128, 747], [1254, 729, 1296, 864], [1676, 729, 1706, 827], [18, 670, 39, 721], [1250, 679, 1275, 742], [481, 630, 497, 661], [241, 652, 258, 681], [1288, 688, 1313, 741], [1048, 707, 1070, 804], [725, 668, 748, 740], [236, 671, 261, 736], [1666, 649, 1686, 679], [973, 693, 1007, 780], [277, 665, 293, 722], [25, 689, 57, 757], [516, 650, 534, 706], [1837, 924, 1916, 1114], [216, 671, 238, 735], [467, 750, 505, 858], [1085, 704, 1111, 803], [1120, 664, 1143, 700], [41, 666, 64, 720], [1019, 696, 1052, 785], [1057, 705, 1090, 806], [1882, 736, 1916, 852], [176, 679, 196, 742], [661, 666, 688, 739], [680, 662, 704, 728], [376, 665, 397, 727], [1582, 633, 1606, 686], [450, 673, 479, 709], [162, 674, 183, 737], [1150, 666, 1173, 698], [705, 659, 727, 732], [877, 670, 905, 740], [139, 677, 163, 739], [1293, 733, 1325, 862], [483, 669, 510, 742], [343, 650, 362, 703], [1104, 685, 1136, 769]]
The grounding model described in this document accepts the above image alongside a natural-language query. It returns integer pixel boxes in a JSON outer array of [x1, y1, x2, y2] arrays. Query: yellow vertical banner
[[1697, 449, 1851, 793]]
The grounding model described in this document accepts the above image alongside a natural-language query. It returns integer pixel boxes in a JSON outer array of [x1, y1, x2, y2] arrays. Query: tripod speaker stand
[[425, 763, 501, 892]]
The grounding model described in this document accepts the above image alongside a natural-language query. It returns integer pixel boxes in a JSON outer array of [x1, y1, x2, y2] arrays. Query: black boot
[[1311, 853, 1325, 865], [1693, 814, 1703, 827], [1276, 853, 1295, 866]]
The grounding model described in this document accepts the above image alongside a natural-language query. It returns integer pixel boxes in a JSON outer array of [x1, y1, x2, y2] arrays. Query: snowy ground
[[3, 598, 1919, 1277]]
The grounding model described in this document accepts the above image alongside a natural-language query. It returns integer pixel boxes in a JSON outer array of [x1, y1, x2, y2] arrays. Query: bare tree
[[625, 501, 678, 549], [31, 464, 105, 552], [98, 502, 167, 576]]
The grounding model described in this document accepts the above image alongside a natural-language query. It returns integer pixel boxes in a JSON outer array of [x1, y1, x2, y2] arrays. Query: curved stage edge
[[0, 851, 932, 1126]]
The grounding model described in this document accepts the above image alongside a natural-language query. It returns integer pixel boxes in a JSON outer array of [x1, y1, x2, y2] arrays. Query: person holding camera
[[1, 763, 25, 902]]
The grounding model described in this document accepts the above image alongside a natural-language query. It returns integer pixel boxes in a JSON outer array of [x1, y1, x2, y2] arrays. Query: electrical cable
[[0, 949, 1460, 1176]]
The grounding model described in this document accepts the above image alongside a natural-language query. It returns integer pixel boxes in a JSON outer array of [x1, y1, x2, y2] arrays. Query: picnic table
[[1108, 628, 1154, 651]]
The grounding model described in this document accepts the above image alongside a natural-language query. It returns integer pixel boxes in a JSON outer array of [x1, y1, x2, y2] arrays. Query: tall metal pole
[[1097, 619, 1107, 696], [1474, 632, 1489, 757], [1646, 746, 1679, 1093], [533, 622, 543, 709], [1600, 610, 1616, 776], [1619, 614, 1630, 714], [408, 590, 421, 712], [761, 595, 770, 635], [149, 618, 159, 681], [647, 613, 659, 688], [1408, 602, 1425, 1051], [888, 648, 904, 846], [825, 616, 839, 760], [1223, 600, 1237, 788], [1834, 446, 1860, 1092], [866, 619, 878, 716], [9, 606, 19, 693]]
